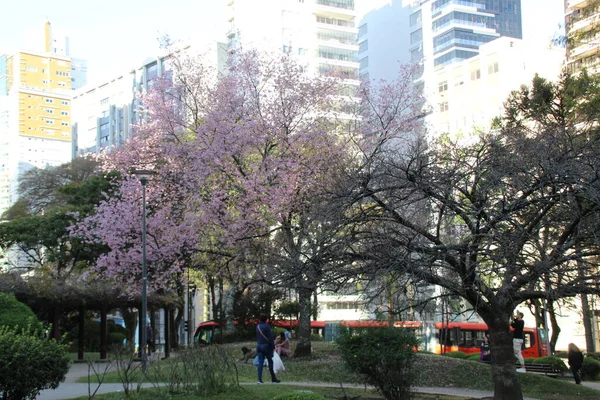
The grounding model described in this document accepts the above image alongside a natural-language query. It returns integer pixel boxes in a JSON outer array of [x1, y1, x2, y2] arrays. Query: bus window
[[524, 331, 535, 349]]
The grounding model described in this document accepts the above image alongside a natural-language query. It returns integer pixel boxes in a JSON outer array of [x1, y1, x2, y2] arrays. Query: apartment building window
[[61, 100, 68, 105], [470, 69, 481, 80], [61, 122, 69, 126], [43, 80, 48, 84], [56, 71, 69, 76], [488, 62, 499, 74], [46, 109, 54, 113], [61, 111, 69, 116], [438, 81, 448, 93], [359, 41, 368, 53], [439, 102, 449, 112], [100, 98, 109, 105], [45, 119, 54, 124], [45, 98, 54, 103], [24, 66, 38, 72], [411, 29, 423, 45], [410, 10, 422, 27]]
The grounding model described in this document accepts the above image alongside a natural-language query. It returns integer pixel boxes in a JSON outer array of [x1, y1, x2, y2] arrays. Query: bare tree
[[340, 73, 600, 400]]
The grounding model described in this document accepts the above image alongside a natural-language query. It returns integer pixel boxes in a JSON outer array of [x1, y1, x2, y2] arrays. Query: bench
[[520, 363, 563, 377]]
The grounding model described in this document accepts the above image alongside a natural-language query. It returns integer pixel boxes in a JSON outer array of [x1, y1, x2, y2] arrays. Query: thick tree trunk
[[580, 294, 595, 352], [295, 286, 312, 357], [547, 300, 561, 354], [487, 313, 524, 400]]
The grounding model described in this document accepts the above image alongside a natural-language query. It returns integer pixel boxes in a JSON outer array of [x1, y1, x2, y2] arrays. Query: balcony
[[568, 13, 600, 34], [315, 0, 355, 19], [569, 41, 600, 59], [316, 16, 356, 33], [567, 0, 589, 11], [432, 0, 487, 13]]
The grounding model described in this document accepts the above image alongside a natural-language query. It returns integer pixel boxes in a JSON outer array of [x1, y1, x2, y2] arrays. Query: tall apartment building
[[0, 22, 87, 217], [71, 42, 227, 157], [403, 0, 523, 135], [565, 0, 600, 74], [226, 0, 360, 80], [434, 37, 564, 135], [358, 0, 412, 83]]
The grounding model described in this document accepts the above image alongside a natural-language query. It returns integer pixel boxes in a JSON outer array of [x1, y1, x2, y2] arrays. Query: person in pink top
[[275, 332, 293, 358]]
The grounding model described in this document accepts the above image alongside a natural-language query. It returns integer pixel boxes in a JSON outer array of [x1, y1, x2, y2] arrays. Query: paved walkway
[[37, 361, 600, 400]]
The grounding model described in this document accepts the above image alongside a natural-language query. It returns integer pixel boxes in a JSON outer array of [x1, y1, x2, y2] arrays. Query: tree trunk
[[224, 286, 235, 335], [581, 294, 595, 352], [487, 313, 524, 400], [295, 286, 312, 357], [547, 300, 561, 354]]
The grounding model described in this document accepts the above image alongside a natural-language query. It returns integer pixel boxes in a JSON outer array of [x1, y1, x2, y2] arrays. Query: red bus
[[193, 319, 550, 358]]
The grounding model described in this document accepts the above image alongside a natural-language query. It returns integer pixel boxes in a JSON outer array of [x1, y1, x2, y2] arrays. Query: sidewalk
[[37, 362, 600, 400]]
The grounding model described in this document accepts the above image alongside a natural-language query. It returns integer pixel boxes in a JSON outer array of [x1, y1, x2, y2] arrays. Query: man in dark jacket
[[255, 314, 280, 384]]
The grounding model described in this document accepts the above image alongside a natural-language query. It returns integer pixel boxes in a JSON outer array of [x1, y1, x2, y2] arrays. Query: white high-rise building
[[226, 0, 360, 80]]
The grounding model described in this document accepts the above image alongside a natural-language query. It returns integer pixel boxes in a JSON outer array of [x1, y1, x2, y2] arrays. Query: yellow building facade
[[6, 50, 72, 141]]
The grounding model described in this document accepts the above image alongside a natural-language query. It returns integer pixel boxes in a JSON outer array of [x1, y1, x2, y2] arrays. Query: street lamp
[[133, 169, 156, 372]]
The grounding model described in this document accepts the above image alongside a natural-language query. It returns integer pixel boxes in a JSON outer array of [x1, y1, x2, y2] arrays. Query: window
[[45, 98, 54, 103], [438, 81, 448, 93], [61, 100, 68, 105], [43, 80, 48, 84], [61, 122, 69, 126], [411, 29, 423, 45], [101, 98, 109, 105], [45, 119, 54, 124], [45, 109, 54, 113], [439, 102, 449, 112], [488, 62, 499, 74], [470, 69, 481, 80], [410, 10, 422, 27], [61, 111, 68, 116], [24, 66, 38, 72]]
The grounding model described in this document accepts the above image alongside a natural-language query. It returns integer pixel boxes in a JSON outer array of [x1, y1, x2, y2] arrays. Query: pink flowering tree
[[71, 48, 355, 344]]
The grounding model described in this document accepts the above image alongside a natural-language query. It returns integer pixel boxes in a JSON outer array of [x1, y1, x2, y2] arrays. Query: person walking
[[568, 343, 584, 384], [512, 311, 526, 372], [255, 314, 281, 384]]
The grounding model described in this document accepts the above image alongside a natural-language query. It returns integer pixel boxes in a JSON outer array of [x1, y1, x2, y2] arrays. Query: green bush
[[443, 351, 468, 359], [586, 352, 600, 361], [553, 351, 568, 358], [466, 353, 482, 361], [0, 292, 42, 333], [527, 356, 568, 372], [581, 356, 600, 381], [0, 326, 70, 400], [66, 319, 127, 352], [337, 327, 419, 400]]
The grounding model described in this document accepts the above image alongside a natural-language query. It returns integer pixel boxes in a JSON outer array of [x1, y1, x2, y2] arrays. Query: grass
[[72, 341, 600, 400]]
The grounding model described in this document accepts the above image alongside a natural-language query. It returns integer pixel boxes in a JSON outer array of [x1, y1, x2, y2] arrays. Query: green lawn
[[73, 341, 600, 400]]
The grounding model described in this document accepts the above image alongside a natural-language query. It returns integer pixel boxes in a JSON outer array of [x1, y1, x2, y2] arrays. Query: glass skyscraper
[[407, 0, 522, 69]]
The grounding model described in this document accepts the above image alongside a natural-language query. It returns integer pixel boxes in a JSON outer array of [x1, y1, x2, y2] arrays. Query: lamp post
[[133, 169, 156, 372]]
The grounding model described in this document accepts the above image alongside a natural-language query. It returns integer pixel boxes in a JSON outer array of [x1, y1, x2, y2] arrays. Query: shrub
[[443, 351, 468, 359], [271, 392, 325, 400], [66, 319, 127, 352], [553, 351, 568, 358], [528, 356, 568, 372], [586, 352, 600, 361], [337, 327, 419, 400], [466, 353, 482, 361], [0, 326, 70, 400], [581, 356, 600, 381], [0, 292, 41, 333]]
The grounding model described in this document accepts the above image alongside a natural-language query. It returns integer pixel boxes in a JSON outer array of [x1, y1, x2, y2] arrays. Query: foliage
[[466, 353, 482, 361], [581, 356, 600, 380], [0, 292, 41, 333], [337, 327, 420, 400], [66, 319, 127, 352], [0, 325, 70, 400], [526, 356, 568, 372], [145, 345, 238, 397], [443, 351, 468, 359], [275, 301, 301, 321]]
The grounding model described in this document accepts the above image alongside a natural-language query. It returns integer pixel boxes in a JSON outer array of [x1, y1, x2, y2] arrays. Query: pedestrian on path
[[568, 342, 584, 384], [512, 311, 526, 372], [256, 314, 280, 384]]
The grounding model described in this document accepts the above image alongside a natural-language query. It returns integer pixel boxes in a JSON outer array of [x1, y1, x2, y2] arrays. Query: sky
[[0, 0, 566, 83]]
